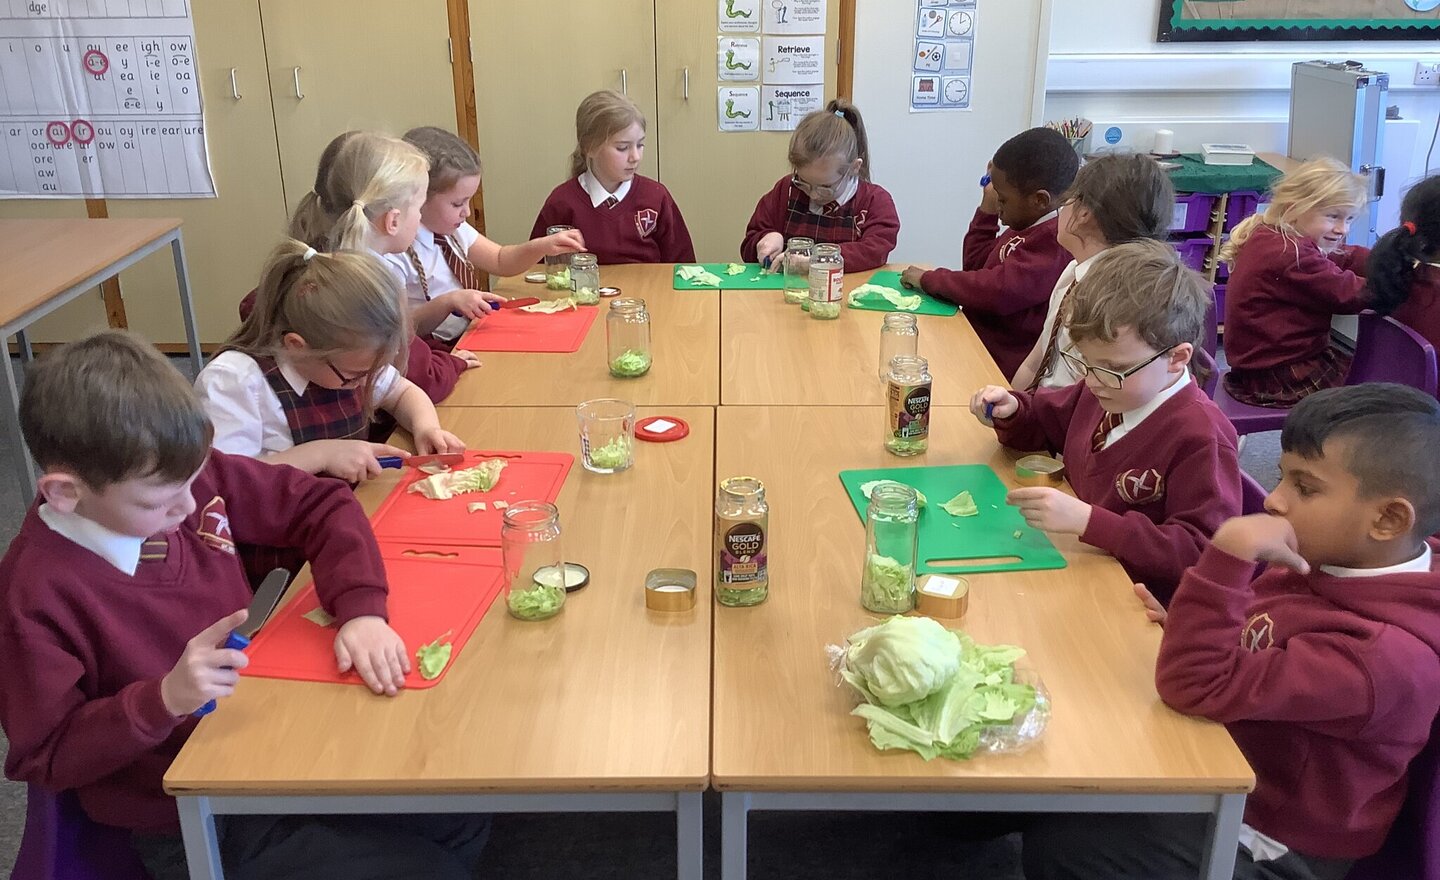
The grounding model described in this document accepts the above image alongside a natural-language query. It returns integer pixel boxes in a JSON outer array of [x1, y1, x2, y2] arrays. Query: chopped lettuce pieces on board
[[408, 459, 508, 500]]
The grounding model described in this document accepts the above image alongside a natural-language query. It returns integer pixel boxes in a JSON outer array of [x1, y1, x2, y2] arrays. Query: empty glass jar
[[606, 298, 652, 378]]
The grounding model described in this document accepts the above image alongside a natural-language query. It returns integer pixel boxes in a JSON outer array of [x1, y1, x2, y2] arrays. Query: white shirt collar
[[276, 358, 311, 395], [1320, 543, 1433, 578], [37, 503, 146, 576], [1072, 250, 1102, 279], [1103, 368, 1190, 448], [1020, 209, 1059, 230], [807, 175, 860, 214], [579, 171, 632, 208]]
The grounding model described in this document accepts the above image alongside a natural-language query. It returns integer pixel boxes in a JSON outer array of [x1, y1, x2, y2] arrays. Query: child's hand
[[446, 290, 496, 320], [1211, 514, 1310, 574], [1133, 582, 1167, 627], [1006, 487, 1092, 535], [978, 162, 1000, 215], [335, 615, 410, 696], [452, 349, 482, 370], [755, 232, 785, 268], [321, 440, 408, 482], [160, 609, 250, 716], [970, 385, 1017, 424], [541, 228, 586, 255], [414, 427, 465, 456], [899, 266, 926, 290]]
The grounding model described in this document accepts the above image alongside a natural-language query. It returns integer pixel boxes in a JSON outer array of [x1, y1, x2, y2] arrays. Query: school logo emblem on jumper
[[634, 208, 658, 238], [998, 235, 1025, 262], [1114, 468, 1165, 505], [1241, 613, 1275, 651], [196, 496, 235, 555], [854, 208, 869, 234]]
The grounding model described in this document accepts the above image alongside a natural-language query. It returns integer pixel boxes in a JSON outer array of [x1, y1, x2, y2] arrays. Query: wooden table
[[0, 218, 202, 487], [711, 405, 1254, 880], [720, 265, 1005, 405], [166, 406, 715, 880], [446, 263, 720, 407]]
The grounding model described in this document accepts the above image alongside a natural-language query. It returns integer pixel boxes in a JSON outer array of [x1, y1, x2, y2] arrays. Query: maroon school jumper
[[1389, 263, 1440, 356], [740, 176, 900, 272], [1157, 542, 1440, 858], [530, 174, 695, 264], [0, 452, 389, 834], [994, 378, 1242, 603], [1222, 226, 1371, 407], [919, 210, 1070, 379]]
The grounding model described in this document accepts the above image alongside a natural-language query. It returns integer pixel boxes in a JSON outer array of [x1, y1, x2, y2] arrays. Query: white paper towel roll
[[1153, 129, 1174, 155]]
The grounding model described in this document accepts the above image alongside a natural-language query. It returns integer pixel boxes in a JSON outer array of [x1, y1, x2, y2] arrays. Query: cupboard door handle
[[620, 68, 628, 95], [293, 66, 304, 100], [447, 37, 453, 65], [683, 67, 689, 100], [229, 67, 241, 99]]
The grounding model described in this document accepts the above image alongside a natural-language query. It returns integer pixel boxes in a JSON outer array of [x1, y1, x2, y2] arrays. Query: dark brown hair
[[404, 126, 482, 196], [21, 331, 212, 488], [1062, 153, 1175, 246]]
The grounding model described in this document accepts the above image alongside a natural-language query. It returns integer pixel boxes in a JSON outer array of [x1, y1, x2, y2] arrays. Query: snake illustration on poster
[[911, 0, 976, 113]]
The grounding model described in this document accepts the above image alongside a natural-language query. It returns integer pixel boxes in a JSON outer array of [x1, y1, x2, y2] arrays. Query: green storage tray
[[839, 464, 1067, 576], [846, 270, 959, 317], [672, 262, 787, 290]]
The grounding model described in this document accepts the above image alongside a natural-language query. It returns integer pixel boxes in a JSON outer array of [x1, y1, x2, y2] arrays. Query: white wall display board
[[911, 0, 975, 112], [0, 0, 215, 198], [762, 35, 824, 84], [719, 0, 825, 132]]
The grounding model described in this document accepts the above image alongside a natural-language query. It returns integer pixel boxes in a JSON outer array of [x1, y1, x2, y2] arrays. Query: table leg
[[676, 791, 703, 880], [1199, 793, 1244, 880], [178, 796, 225, 880], [1, 338, 34, 490], [721, 792, 750, 880], [171, 233, 204, 372], [15, 328, 33, 364]]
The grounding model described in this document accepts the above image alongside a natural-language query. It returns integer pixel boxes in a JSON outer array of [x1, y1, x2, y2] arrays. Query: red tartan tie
[[1092, 410, 1123, 452], [435, 232, 479, 291], [1028, 279, 1079, 392], [139, 534, 169, 564], [601, 195, 619, 209]]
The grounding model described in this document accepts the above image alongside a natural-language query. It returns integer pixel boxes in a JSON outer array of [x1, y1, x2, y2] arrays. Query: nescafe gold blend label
[[719, 521, 767, 585]]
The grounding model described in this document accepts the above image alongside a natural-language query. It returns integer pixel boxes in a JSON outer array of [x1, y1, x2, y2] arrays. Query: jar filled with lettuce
[[860, 482, 918, 613], [502, 501, 566, 621]]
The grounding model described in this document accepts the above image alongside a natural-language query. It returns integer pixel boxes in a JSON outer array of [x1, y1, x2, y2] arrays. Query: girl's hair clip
[[302, 246, 318, 262], [834, 109, 845, 117], [1403, 220, 1418, 235]]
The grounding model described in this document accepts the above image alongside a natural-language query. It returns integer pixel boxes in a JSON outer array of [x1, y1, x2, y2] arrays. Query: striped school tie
[[139, 534, 169, 563], [601, 196, 619, 209], [1027, 279, 1079, 392], [435, 232, 480, 291], [1091, 411, 1123, 453]]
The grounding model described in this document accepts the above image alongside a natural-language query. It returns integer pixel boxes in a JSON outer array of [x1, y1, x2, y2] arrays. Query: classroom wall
[[1043, 0, 1440, 227]]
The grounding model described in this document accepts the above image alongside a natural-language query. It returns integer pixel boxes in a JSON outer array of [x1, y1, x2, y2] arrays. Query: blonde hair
[[789, 98, 871, 182], [1066, 239, 1210, 353], [404, 126, 481, 196], [569, 90, 646, 179], [288, 131, 429, 252], [223, 239, 409, 418], [1219, 157, 1367, 264]]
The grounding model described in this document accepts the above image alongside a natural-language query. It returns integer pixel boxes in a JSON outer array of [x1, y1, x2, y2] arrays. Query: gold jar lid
[[645, 568, 697, 612], [916, 574, 969, 619], [1015, 454, 1066, 487]]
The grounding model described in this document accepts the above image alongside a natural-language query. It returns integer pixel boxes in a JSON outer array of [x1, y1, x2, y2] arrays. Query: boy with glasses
[[971, 239, 1242, 603]]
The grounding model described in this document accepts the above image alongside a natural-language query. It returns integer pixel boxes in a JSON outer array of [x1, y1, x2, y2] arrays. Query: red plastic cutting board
[[454, 304, 598, 353], [368, 450, 573, 548], [242, 544, 504, 689]]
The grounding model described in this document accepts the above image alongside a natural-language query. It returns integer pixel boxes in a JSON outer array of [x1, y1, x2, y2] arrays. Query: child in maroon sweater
[[972, 240, 1241, 603], [1023, 383, 1440, 880], [741, 98, 899, 272], [901, 127, 1078, 379], [0, 332, 486, 880], [1369, 175, 1440, 352], [532, 89, 694, 264], [1220, 157, 1372, 408]]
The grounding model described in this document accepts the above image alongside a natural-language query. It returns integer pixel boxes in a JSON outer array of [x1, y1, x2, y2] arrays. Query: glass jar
[[570, 252, 600, 304], [502, 501, 566, 621], [781, 236, 814, 305], [715, 476, 769, 607], [543, 225, 577, 296], [885, 354, 932, 456], [859, 483, 918, 614], [808, 243, 844, 320], [606, 298, 652, 378], [878, 313, 919, 383], [575, 398, 636, 474]]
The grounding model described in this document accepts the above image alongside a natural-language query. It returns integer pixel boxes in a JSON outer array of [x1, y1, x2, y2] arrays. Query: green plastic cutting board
[[846, 270, 959, 317], [839, 464, 1067, 576], [672, 263, 786, 290]]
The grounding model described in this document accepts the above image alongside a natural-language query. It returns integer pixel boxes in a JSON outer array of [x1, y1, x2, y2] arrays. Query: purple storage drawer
[[1171, 193, 1219, 234], [1214, 283, 1226, 324], [1171, 236, 1213, 272], [1224, 191, 1265, 231]]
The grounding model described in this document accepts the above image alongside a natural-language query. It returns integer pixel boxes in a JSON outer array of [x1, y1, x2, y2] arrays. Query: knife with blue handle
[[194, 567, 291, 717], [377, 452, 466, 470]]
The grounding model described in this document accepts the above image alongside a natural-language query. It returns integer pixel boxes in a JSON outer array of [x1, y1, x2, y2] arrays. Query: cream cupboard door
[[106, 0, 288, 345], [260, 0, 456, 214], [468, 0, 658, 248], [655, 0, 839, 262]]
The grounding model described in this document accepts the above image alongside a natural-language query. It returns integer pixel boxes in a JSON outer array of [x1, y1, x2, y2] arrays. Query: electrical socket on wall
[[1416, 63, 1440, 86]]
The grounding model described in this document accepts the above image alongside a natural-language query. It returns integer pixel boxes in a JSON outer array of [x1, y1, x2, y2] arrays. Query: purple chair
[[1198, 292, 1221, 399], [1347, 715, 1440, 880], [12, 785, 152, 880], [1240, 472, 1269, 516]]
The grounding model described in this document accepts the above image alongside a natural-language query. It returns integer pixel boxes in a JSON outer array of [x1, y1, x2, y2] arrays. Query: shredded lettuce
[[408, 459, 507, 500], [508, 582, 565, 620], [848, 283, 922, 311], [520, 298, 577, 314], [810, 301, 842, 319], [545, 266, 572, 290], [609, 349, 652, 377], [573, 286, 600, 305], [416, 635, 453, 680], [302, 607, 335, 628], [588, 435, 633, 470], [725, 263, 747, 275], [940, 490, 979, 517], [885, 436, 928, 455], [676, 265, 723, 287], [860, 553, 915, 613]]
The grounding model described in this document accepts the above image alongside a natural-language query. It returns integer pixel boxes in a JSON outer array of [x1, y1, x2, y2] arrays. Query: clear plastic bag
[[826, 618, 1050, 761]]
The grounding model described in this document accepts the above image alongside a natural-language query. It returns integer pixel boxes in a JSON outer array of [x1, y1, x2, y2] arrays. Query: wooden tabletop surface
[[0, 218, 180, 326], [711, 405, 1254, 794], [166, 406, 714, 795], [445, 264, 720, 407], [720, 266, 1005, 406]]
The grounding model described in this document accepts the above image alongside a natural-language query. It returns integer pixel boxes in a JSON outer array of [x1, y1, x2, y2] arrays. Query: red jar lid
[[635, 416, 690, 443]]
